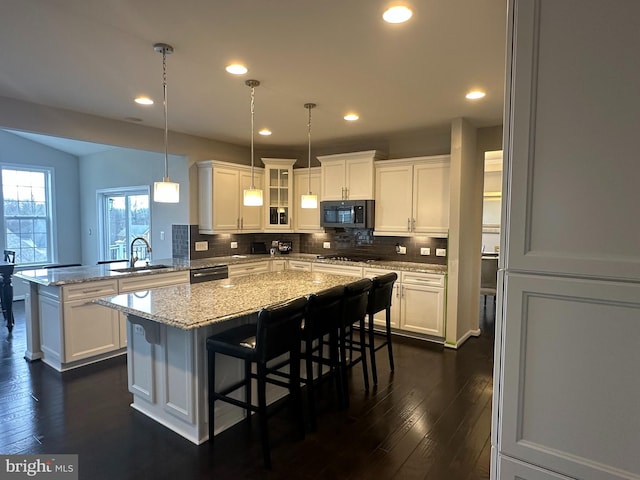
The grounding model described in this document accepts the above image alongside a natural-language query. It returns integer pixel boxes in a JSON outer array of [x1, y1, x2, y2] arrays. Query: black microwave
[[320, 200, 375, 229]]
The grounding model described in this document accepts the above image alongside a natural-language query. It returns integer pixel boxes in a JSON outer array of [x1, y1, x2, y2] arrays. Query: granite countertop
[[96, 270, 357, 330], [14, 253, 445, 287]]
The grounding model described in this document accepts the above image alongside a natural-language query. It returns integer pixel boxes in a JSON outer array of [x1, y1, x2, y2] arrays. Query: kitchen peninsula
[[96, 269, 358, 444]]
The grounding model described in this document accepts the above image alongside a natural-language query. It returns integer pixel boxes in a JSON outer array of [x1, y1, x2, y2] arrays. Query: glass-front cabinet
[[262, 158, 296, 231]]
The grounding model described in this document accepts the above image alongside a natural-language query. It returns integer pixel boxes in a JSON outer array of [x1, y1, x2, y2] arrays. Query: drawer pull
[[81, 288, 104, 294]]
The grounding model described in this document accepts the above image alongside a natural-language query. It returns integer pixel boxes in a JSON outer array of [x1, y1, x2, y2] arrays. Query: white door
[[374, 164, 413, 234], [239, 170, 263, 231], [412, 160, 449, 234], [494, 1, 640, 480], [399, 284, 444, 337], [212, 167, 240, 231], [344, 157, 374, 199], [320, 160, 346, 200]]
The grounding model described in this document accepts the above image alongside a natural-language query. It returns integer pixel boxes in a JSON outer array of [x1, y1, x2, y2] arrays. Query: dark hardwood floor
[[1, 300, 495, 480]]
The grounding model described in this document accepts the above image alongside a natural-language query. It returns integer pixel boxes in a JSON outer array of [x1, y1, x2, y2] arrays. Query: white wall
[[0, 130, 81, 264], [446, 118, 484, 347], [0, 130, 82, 298], [79, 148, 189, 264]]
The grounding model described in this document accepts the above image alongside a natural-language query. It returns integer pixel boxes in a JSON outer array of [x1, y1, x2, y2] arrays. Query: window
[[98, 188, 150, 261], [1, 166, 53, 264]]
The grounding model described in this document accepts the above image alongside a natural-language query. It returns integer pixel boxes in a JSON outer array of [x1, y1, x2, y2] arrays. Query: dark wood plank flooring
[[0, 300, 495, 480]]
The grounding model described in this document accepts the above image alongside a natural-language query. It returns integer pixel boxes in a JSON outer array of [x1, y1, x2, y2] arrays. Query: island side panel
[[127, 314, 256, 445], [23, 280, 43, 361]]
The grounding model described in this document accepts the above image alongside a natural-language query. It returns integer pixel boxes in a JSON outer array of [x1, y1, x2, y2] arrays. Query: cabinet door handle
[[237, 218, 240, 229], [81, 288, 103, 294], [407, 218, 411, 231], [241, 217, 244, 229], [412, 218, 416, 231]]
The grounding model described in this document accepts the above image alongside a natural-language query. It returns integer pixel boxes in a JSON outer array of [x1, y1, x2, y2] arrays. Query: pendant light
[[153, 43, 179, 203], [243, 79, 263, 206], [300, 102, 318, 209]]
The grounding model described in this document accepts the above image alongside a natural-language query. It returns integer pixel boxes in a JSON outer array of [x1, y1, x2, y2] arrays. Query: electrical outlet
[[230, 241, 238, 249], [160, 231, 165, 241], [195, 241, 208, 251], [323, 242, 331, 249], [398, 246, 407, 254], [420, 247, 431, 256], [436, 248, 447, 257]]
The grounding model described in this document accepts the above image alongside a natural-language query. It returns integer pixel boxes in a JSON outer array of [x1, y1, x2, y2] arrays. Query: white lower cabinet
[[228, 261, 270, 277], [38, 279, 121, 371], [287, 259, 312, 272], [270, 259, 286, 272], [364, 268, 445, 338], [63, 297, 120, 363], [311, 262, 363, 277], [37, 271, 189, 372]]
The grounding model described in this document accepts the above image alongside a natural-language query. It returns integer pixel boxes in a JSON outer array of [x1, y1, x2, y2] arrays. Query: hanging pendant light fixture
[[153, 42, 179, 203], [301, 102, 318, 209], [243, 79, 263, 206]]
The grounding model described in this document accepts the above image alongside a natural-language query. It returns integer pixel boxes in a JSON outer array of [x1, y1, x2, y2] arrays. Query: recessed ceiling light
[[258, 128, 272, 136], [134, 96, 154, 105], [344, 113, 360, 121], [225, 64, 248, 75], [466, 90, 486, 100], [383, 5, 413, 24]]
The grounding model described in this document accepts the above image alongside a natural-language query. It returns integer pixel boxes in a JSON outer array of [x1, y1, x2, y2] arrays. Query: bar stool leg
[[360, 317, 370, 391], [305, 338, 318, 432], [385, 307, 395, 372], [257, 362, 271, 469], [368, 313, 378, 385], [207, 349, 216, 444]]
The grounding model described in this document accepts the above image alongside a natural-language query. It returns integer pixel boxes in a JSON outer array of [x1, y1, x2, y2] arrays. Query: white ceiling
[[0, 0, 507, 153]]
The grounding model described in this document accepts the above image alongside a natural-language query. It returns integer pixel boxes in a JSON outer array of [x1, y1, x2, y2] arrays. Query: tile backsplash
[[173, 225, 447, 265]]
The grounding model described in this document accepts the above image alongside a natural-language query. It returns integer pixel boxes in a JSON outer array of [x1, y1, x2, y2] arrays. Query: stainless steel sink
[[111, 264, 170, 273]]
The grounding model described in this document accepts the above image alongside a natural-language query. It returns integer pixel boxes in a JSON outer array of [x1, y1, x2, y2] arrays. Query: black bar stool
[[341, 278, 373, 404], [302, 285, 345, 431], [206, 296, 307, 469], [366, 272, 398, 385]]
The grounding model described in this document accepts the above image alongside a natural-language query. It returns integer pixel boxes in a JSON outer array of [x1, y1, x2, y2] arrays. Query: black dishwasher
[[189, 265, 229, 283]]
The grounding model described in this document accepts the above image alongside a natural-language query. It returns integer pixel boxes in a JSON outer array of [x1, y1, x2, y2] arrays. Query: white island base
[[126, 314, 290, 445]]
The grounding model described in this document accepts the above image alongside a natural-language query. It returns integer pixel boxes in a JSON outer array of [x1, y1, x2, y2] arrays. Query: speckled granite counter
[[96, 270, 357, 330], [14, 254, 445, 287], [96, 269, 362, 445]]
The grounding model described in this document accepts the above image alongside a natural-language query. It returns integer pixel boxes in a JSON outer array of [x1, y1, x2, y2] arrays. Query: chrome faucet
[[130, 237, 152, 268]]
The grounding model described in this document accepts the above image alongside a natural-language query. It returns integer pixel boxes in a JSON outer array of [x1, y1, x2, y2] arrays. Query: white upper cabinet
[[262, 158, 296, 232], [374, 156, 450, 237], [197, 160, 264, 234], [293, 167, 322, 232], [318, 150, 382, 200]]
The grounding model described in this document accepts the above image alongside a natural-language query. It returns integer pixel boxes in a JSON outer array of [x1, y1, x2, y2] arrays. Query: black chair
[[206, 296, 307, 469], [43, 264, 82, 269], [341, 278, 373, 404], [366, 272, 398, 385], [3, 250, 15, 263], [302, 286, 345, 431]]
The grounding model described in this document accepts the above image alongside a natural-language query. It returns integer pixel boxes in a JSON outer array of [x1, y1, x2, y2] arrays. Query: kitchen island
[[95, 270, 357, 445]]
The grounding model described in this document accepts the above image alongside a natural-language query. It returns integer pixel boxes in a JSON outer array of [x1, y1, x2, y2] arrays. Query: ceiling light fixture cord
[[246, 79, 260, 189], [162, 47, 169, 180], [305, 103, 316, 194]]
